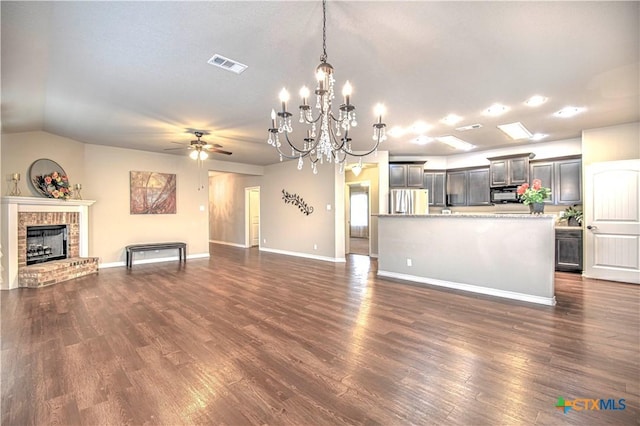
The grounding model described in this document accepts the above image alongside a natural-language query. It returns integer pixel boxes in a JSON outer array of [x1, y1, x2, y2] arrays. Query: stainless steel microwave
[[490, 187, 520, 203]]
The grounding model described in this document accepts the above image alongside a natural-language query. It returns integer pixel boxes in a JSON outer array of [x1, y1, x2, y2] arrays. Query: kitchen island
[[377, 213, 556, 305]]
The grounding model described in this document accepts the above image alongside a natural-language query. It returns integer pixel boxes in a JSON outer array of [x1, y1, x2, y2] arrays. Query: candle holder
[[74, 183, 83, 200], [9, 173, 21, 196]]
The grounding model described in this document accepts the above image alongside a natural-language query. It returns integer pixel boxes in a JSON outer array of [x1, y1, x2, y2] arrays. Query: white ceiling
[[2, 1, 638, 166]]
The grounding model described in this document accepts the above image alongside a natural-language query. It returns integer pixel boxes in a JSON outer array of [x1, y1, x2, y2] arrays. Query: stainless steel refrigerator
[[389, 189, 429, 214]]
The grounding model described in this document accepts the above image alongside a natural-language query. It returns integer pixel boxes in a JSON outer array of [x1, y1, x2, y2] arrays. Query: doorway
[[348, 184, 369, 255], [245, 187, 260, 248]]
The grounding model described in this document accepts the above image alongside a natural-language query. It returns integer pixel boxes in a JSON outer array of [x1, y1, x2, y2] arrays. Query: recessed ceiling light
[[525, 95, 548, 107], [207, 54, 248, 74], [483, 103, 510, 117], [531, 133, 548, 141], [435, 135, 476, 151], [388, 126, 406, 138], [410, 121, 432, 134], [497, 122, 533, 140], [440, 114, 463, 126], [412, 135, 433, 145], [554, 106, 585, 118]]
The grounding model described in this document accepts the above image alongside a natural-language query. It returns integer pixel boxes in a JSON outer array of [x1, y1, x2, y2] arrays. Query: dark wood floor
[[2, 244, 638, 425]]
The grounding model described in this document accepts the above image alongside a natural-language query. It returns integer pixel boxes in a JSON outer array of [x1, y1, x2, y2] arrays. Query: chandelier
[[267, 0, 387, 174]]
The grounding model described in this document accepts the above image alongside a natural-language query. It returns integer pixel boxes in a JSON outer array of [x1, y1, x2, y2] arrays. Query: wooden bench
[[125, 242, 187, 268]]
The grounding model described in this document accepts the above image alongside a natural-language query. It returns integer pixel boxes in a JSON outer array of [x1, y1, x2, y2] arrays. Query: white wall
[[582, 122, 639, 165]]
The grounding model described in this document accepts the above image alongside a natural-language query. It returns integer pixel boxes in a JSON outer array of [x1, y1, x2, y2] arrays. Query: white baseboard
[[209, 240, 247, 248], [260, 247, 346, 263], [377, 270, 556, 306], [99, 252, 210, 269]]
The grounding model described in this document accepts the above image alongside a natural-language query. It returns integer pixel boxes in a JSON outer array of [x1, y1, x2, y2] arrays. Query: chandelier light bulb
[[279, 88, 290, 112], [300, 86, 310, 104], [374, 103, 385, 122], [316, 69, 326, 90], [342, 81, 352, 105]]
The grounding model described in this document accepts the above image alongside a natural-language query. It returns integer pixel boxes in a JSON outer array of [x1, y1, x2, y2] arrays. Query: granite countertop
[[378, 213, 556, 219]]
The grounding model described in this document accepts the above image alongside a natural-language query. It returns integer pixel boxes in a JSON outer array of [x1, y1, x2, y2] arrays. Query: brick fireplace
[[1, 196, 97, 289]]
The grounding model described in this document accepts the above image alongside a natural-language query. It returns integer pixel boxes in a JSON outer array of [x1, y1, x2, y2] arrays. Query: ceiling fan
[[165, 131, 232, 160]]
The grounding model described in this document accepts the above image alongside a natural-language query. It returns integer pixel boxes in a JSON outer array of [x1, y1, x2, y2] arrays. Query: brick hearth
[[18, 257, 99, 288]]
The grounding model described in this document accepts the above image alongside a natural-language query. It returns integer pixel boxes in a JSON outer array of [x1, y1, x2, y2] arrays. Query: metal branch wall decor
[[282, 189, 314, 216]]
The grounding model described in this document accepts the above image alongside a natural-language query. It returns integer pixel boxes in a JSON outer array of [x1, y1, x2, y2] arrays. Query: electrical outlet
[[263, 238, 267, 244], [406, 258, 412, 266], [313, 244, 318, 250]]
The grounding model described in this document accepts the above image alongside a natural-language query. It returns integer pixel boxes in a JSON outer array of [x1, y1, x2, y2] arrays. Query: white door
[[249, 189, 260, 247], [584, 159, 640, 284]]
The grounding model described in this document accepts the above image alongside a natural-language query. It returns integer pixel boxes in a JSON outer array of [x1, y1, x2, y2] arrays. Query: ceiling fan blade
[[163, 147, 187, 151], [208, 147, 233, 155]]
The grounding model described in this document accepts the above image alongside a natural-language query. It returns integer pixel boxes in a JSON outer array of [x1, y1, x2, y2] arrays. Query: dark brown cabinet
[[389, 163, 425, 188], [467, 168, 491, 205], [424, 171, 446, 206], [555, 228, 583, 272], [446, 171, 467, 206], [446, 167, 490, 206], [530, 157, 582, 205], [488, 153, 534, 187]]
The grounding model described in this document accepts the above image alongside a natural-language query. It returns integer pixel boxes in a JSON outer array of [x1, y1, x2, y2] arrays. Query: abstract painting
[[130, 171, 177, 214]]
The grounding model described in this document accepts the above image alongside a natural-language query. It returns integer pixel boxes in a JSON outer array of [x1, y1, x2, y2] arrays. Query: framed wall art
[[130, 171, 177, 214]]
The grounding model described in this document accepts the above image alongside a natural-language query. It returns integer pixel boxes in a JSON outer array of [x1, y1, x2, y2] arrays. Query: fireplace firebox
[[26, 225, 68, 265]]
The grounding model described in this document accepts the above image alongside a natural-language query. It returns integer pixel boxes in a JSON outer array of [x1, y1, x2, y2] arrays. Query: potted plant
[[516, 179, 551, 214], [562, 205, 583, 226]]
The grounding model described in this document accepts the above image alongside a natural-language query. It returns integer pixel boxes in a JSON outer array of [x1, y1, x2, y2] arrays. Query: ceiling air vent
[[207, 54, 248, 74], [455, 123, 483, 132]]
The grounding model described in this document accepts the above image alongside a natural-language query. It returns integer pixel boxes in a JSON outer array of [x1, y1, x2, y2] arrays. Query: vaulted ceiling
[[2, 1, 638, 166]]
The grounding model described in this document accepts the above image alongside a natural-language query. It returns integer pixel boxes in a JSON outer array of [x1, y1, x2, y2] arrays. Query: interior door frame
[[345, 181, 371, 255], [244, 186, 260, 248]]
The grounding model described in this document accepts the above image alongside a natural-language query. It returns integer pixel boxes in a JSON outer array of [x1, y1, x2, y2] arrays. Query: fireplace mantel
[[1, 196, 96, 290]]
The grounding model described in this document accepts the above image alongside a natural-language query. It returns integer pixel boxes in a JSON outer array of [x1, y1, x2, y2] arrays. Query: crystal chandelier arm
[[299, 106, 324, 125], [281, 130, 319, 159]]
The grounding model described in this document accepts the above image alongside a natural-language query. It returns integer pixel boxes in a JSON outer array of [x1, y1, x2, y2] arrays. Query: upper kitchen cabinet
[[488, 153, 535, 187], [467, 168, 491, 205], [446, 170, 467, 206], [446, 167, 490, 206], [389, 163, 425, 188], [530, 156, 582, 205], [424, 171, 446, 206]]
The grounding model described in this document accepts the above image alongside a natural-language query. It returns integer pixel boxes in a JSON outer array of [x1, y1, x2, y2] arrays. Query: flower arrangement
[[517, 179, 551, 205], [33, 171, 72, 200]]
